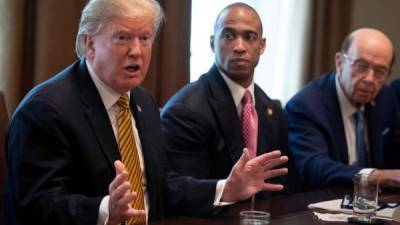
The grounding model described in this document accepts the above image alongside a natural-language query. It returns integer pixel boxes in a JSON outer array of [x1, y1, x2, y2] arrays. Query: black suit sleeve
[[131, 88, 221, 218], [285, 95, 360, 188], [383, 88, 400, 167], [6, 97, 102, 225], [160, 102, 224, 217], [161, 102, 217, 179]]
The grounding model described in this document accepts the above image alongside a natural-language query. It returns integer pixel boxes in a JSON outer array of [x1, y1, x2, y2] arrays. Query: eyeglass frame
[[340, 194, 399, 211], [342, 54, 390, 80]]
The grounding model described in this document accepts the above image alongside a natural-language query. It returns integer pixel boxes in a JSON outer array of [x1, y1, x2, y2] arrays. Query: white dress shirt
[[335, 74, 373, 174], [85, 61, 149, 225], [210, 70, 256, 206], [220, 70, 256, 116]]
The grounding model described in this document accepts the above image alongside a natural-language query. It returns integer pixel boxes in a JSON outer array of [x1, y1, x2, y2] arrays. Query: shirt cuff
[[97, 195, 110, 225], [213, 179, 235, 207], [358, 168, 375, 176]]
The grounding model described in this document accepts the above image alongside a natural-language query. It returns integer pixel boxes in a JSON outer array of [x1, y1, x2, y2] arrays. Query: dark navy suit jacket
[[5, 60, 218, 225], [390, 79, 400, 105], [285, 72, 400, 189], [161, 65, 294, 196]]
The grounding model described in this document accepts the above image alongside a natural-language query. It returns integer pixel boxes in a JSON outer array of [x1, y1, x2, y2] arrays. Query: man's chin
[[127, 77, 145, 88], [353, 97, 373, 107], [228, 69, 252, 78], [125, 82, 141, 91], [112, 80, 143, 94]]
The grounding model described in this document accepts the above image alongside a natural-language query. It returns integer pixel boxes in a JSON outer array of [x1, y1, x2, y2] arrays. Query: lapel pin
[[370, 100, 376, 107], [267, 108, 273, 116], [137, 105, 142, 112]]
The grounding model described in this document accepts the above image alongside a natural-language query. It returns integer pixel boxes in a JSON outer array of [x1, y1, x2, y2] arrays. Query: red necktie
[[241, 90, 258, 158]]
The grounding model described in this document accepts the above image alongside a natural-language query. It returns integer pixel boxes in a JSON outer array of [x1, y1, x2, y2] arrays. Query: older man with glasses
[[285, 28, 400, 190]]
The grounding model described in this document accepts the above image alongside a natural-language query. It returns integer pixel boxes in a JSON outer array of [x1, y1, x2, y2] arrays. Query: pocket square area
[[382, 127, 390, 135]]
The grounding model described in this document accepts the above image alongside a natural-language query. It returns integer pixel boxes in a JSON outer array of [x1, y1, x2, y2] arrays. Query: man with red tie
[[161, 2, 292, 201]]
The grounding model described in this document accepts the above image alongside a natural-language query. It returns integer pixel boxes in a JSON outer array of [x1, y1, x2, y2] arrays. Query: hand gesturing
[[222, 149, 288, 202], [107, 160, 146, 225]]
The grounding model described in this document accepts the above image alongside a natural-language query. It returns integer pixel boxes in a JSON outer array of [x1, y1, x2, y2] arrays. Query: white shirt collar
[[218, 68, 256, 108], [86, 60, 130, 110], [335, 73, 362, 117]]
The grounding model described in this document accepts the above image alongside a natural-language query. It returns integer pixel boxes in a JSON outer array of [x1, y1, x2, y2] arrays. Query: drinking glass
[[351, 173, 379, 223], [240, 210, 270, 225]]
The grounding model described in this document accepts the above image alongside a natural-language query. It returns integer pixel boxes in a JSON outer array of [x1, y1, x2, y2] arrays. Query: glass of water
[[240, 210, 270, 225], [351, 173, 379, 223]]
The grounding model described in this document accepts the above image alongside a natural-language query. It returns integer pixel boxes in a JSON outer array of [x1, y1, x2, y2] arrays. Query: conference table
[[150, 187, 400, 225]]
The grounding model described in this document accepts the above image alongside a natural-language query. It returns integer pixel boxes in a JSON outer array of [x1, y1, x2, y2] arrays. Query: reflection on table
[[150, 187, 400, 225]]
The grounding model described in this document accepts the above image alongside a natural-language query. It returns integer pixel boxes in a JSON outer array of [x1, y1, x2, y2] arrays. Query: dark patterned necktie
[[354, 110, 368, 167]]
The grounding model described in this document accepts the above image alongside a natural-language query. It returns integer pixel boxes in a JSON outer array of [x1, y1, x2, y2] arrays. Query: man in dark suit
[[390, 79, 400, 104], [5, 0, 289, 224], [161, 3, 292, 198], [285, 28, 400, 190]]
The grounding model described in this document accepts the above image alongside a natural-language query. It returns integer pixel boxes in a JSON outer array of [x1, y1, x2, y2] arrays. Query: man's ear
[[259, 37, 266, 55], [85, 35, 95, 59], [210, 35, 215, 52], [335, 52, 343, 74]]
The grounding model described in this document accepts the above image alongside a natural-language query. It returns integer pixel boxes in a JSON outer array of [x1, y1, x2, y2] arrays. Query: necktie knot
[[354, 110, 364, 122], [117, 94, 130, 110], [242, 90, 253, 106]]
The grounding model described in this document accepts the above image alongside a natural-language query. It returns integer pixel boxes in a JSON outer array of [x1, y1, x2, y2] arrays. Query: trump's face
[[85, 16, 154, 94]]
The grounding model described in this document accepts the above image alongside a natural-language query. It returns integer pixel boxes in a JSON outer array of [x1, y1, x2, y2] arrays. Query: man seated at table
[[161, 2, 294, 197], [5, 0, 289, 224], [285, 28, 400, 190]]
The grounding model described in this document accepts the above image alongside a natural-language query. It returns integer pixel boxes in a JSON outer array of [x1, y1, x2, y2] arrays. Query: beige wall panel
[[0, 0, 24, 113], [351, 0, 400, 83], [34, 0, 83, 84]]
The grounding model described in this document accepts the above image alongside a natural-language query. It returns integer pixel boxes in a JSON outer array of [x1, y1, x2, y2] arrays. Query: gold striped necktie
[[116, 94, 146, 225]]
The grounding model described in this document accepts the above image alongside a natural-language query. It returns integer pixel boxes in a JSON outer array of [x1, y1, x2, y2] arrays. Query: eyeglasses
[[340, 194, 399, 211], [342, 54, 390, 80]]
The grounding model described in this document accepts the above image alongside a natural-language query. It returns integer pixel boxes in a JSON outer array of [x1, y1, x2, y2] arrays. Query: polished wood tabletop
[[150, 187, 400, 225]]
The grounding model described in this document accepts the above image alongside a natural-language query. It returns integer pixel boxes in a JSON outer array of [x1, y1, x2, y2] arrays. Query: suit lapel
[[322, 73, 349, 162], [254, 86, 273, 154], [129, 89, 158, 181], [206, 66, 244, 163], [129, 88, 163, 220], [76, 60, 120, 169], [129, 90, 152, 162], [365, 100, 384, 167]]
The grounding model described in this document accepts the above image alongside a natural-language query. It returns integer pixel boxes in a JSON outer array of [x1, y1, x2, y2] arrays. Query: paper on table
[[313, 212, 351, 222], [308, 199, 400, 222]]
